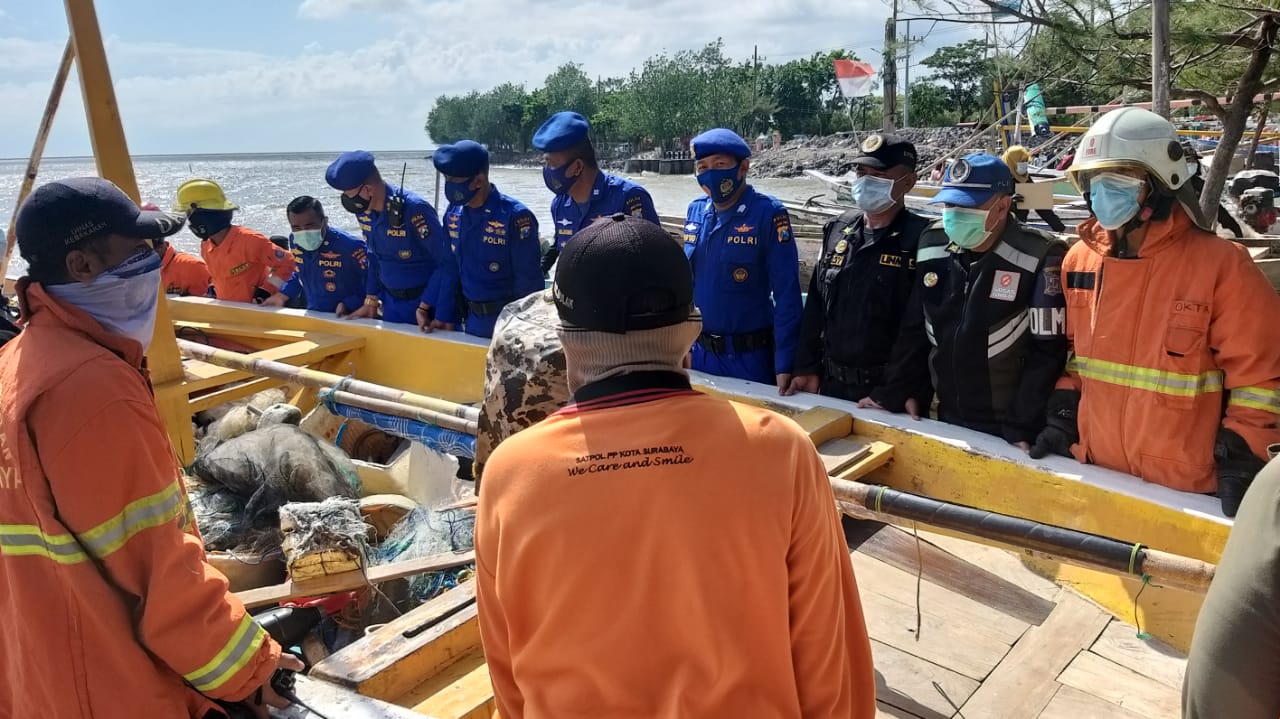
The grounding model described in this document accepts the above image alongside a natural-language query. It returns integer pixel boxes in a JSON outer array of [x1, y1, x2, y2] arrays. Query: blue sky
[[0, 0, 983, 157]]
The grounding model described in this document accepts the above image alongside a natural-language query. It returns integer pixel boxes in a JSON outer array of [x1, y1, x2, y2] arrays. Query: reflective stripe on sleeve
[[184, 614, 268, 693], [1229, 386, 1280, 414], [1068, 356, 1224, 397]]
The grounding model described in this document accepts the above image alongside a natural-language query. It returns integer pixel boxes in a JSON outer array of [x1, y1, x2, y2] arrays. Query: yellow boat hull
[[166, 298, 1228, 652]]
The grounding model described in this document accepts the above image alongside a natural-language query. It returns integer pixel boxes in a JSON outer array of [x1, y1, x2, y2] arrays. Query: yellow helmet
[[1003, 145, 1031, 181], [174, 178, 237, 213]]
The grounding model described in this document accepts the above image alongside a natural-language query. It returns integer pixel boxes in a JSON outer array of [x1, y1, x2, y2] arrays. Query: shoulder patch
[[773, 213, 793, 243]]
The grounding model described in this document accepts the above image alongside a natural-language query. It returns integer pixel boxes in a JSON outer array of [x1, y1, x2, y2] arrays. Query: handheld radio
[[387, 162, 408, 228]]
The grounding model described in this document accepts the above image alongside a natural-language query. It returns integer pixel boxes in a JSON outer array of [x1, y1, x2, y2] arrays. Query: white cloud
[[0, 0, 979, 156]]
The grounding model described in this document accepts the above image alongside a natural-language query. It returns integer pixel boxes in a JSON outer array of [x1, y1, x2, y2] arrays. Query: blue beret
[[432, 140, 489, 177], [929, 152, 1016, 208], [532, 111, 590, 152], [690, 128, 752, 161], [325, 151, 377, 191]]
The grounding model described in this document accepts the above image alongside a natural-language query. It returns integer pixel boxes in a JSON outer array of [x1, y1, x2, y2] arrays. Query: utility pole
[[883, 0, 898, 131], [903, 19, 915, 127], [1152, 0, 1171, 117]]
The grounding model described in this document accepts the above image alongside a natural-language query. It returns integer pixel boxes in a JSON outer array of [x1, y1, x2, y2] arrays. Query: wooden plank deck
[[862, 531, 1186, 719]]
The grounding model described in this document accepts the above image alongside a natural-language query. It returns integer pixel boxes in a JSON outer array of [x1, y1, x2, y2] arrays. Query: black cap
[[850, 133, 918, 171], [16, 177, 186, 265], [552, 213, 693, 334]]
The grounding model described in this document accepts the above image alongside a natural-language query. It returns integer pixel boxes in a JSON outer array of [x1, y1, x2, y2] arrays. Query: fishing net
[[373, 504, 476, 602], [195, 387, 293, 444], [189, 424, 360, 554], [475, 291, 570, 485]]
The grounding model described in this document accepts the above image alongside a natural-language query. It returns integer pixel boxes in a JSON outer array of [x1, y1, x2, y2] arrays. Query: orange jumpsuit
[[476, 373, 876, 719], [160, 242, 212, 297], [201, 225, 295, 303], [1060, 209, 1280, 493], [0, 281, 280, 718]]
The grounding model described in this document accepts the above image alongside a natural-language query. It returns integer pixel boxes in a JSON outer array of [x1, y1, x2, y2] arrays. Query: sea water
[[0, 151, 827, 275]]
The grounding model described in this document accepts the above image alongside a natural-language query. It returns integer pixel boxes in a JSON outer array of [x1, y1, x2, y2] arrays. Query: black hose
[[861, 484, 1147, 576]]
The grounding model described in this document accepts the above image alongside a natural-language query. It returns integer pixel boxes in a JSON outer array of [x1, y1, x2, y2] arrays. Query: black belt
[[467, 298, 514, 317], [698, 328, 773, 354], [823, 359, 885, 387], [384, 285, 427, 301]]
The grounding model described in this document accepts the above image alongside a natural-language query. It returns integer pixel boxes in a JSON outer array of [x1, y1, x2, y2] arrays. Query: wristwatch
[[363, 295, 380, 307]]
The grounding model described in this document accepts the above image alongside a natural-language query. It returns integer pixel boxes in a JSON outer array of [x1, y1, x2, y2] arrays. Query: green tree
[[907, 82, 956, 126], [920, 39, 992, 122], [543, 63, 598, 120]]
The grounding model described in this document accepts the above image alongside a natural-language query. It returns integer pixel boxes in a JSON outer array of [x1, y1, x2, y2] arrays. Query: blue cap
[[690, 128, 752, 161], [532, 111, 590, 153], [325, 151, 377, 191], [16, 177, 186, 266], [929, 153, 1016, 207], [432, 140, 489, 177]]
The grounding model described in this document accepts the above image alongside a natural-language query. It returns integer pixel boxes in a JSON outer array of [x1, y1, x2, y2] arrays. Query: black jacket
[[795, 207, 931, 395], [876, 216, 1069, 443]]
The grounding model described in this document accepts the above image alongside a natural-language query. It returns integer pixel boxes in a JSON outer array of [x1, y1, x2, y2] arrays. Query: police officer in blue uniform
[[877, 153, 1068, 449], [263, 196, 369, 316], [682, 128, 803, 393], [325, 150, 458, 331], [532, 111, 659, 274], [432, 140, 543, 339]]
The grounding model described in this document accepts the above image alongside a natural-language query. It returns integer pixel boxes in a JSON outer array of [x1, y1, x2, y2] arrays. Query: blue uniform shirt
[[550, 172, 659, 251], [683, 186, 803, 375], [355, 183, 459, 321], [442, 185, 543, 336], [280, 226, 368, 313]]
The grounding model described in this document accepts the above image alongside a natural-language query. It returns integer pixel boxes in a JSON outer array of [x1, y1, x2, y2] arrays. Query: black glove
[[1029, 389, 1080, 459], [251, 286, 273, 304], [1214, 428, 1266, 517]]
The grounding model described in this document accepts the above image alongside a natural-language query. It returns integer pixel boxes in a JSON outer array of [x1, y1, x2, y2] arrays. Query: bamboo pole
[[831, 479, 1216, 594], [175, 338, 480, 424], [1, 39, 75, 283], [319, 388, 478, 437]]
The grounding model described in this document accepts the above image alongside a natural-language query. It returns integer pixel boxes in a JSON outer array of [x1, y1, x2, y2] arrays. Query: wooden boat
[[12, 3, 1244, 716]]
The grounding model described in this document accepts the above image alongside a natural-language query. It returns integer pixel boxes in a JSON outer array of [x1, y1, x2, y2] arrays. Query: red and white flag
[[834, 60, 876, 98]]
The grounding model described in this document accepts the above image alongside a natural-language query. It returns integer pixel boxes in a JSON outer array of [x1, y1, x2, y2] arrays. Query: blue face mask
[[697, 164, 745, 204], [850, 174, 897, 214], [446, 177, 481, 206], [46, 249, 162, 350], [1089, 173, 1144, 230], [543, 161, 577, 196], [292, 228, 324, 251], [941, 207, 993, 249]]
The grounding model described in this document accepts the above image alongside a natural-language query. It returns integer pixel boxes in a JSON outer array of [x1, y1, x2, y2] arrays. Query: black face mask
[[341, 192, 371, 214], [188, 209, 233, 240]]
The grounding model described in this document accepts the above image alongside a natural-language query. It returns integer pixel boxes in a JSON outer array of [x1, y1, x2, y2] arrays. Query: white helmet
[[1067, 107, 1211, 229]]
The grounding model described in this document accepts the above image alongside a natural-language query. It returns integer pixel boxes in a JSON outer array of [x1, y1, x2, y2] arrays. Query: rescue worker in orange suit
[[1002, 145, 1067, 232], [476, 214, 876, 719], [875, 153, 1069, 449], [261, 196, 369, 316], [790, 133, 933, 411], [326, 150, 458, 331], [174, 178, 294, 303], [1030, 107, 1280, 517], [141, 202, 212, 297], [1183, 456, 1280, 718], [0, 178, 302, 719]]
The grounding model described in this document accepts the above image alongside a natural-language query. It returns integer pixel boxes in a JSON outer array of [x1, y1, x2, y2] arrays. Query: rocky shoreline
[[487, 127, 1058, 179]]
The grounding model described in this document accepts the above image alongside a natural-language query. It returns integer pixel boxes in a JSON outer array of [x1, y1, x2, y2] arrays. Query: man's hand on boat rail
[[856, 396, 922, 421], [343, 296, 380, 321], [259, 293, 288, 308]]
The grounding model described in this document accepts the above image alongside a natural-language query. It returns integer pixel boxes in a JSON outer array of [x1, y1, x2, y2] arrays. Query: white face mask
[[46, 250, 163, 351], [850, 174, 898, 214]]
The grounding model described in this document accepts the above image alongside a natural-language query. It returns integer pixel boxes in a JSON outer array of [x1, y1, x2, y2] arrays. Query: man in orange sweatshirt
[[0, 177, 301, 718], [174, 178, 294, 303], [476, 213, 876, 718]]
